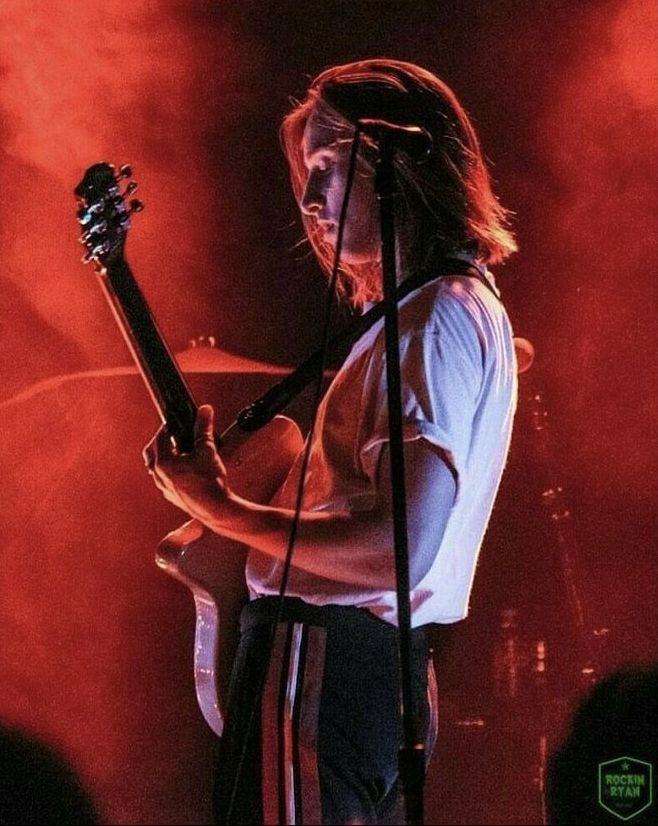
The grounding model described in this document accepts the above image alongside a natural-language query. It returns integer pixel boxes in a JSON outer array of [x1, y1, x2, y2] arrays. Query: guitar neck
[[98, 257, 198, 452]]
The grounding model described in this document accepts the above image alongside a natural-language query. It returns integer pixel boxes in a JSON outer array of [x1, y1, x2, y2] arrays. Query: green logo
[[598, 757, 653, 821]]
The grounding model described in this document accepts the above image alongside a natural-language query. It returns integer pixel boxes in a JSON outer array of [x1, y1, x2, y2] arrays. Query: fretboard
[[98, 258, 199, 452]]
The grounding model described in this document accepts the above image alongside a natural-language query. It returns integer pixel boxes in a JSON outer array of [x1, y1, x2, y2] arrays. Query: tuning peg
[[77, 207, 93, 225], [77, 202, 103, 224], [118, 164, 132, 179], [125, 181, 138, 194], [111, 195, 128, 214], [82, 247, 108, 266], [92, 240, 111, 257], [129, 199, 144, 213], [80, 220, 108, 243]]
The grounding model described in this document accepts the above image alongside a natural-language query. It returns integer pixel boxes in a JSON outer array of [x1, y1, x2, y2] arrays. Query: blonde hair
[[281, 59, 517, 308]]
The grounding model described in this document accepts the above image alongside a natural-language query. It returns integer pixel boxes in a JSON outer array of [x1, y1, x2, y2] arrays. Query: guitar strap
[[234, 257, 499, 434]]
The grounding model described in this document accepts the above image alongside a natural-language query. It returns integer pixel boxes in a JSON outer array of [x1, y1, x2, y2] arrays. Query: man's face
[[300, 107, 380, 265]]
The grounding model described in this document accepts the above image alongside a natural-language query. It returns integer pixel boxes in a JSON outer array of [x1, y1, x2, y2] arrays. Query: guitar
[[74, 162, 303, 735]]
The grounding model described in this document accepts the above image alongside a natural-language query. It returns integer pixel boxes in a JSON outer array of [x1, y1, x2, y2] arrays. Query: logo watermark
[[598, 756, 653, 821]]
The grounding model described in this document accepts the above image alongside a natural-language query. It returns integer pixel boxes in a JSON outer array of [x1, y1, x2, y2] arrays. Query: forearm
[[182, 483, 397, 590], [145, 408, 454, 591]]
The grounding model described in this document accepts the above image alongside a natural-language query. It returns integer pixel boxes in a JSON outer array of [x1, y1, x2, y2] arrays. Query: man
[[145, 58, 517, 825]]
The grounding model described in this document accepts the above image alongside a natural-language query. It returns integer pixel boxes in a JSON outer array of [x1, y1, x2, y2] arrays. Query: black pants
[[213, 597, 437, 825]]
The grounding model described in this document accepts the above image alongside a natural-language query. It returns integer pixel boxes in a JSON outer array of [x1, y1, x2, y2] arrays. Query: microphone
[[356, 118, 433, 162]]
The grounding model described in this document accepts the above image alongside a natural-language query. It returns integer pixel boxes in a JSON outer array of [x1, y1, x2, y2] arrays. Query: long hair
[[281, 59, 517, 308]]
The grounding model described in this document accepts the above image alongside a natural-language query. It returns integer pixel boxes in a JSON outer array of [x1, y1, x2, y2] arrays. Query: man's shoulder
[[400, 273, 502, 333]]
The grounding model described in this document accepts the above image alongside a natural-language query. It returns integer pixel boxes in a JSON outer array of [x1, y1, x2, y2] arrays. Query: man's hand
[[142, 404, 230, 518]]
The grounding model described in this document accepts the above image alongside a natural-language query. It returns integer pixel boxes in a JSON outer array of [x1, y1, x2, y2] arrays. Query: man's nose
[[300, 170, 325, 216]]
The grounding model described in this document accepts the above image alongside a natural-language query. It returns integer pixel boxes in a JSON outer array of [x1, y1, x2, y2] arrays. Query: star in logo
[[621, 761, 630, 771]]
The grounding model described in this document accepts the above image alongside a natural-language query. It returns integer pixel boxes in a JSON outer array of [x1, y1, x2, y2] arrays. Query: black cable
[[271, 126, 362, 616], [224, 126, 363, 823]]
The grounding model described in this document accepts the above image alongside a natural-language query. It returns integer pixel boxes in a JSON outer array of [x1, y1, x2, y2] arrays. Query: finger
[[150, 450, 191, 488], [194, 404, 215, 447], [151, 472, 181, 507], [156, 426, 176, 460], [143, 427, 166, 469], [150, 471, 167, 492], [192, 405, 228, 479], [142, 446, 154, 469]]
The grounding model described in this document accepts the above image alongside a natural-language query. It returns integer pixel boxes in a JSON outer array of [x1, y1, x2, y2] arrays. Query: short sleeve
[[358, 291, 484, 496]]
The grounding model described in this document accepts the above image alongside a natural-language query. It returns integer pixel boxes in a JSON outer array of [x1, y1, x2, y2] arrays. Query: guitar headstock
[[74, 162, 143, 267]]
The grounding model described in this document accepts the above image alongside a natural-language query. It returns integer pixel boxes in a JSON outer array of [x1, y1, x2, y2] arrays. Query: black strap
[[234, 259, 497, 434]]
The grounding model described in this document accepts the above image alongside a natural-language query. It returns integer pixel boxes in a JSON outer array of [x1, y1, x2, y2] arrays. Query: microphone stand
[[375, 138, 425, 826]]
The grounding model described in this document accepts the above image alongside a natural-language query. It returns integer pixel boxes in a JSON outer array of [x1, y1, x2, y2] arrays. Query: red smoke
[[0, 1, 251, 375], [0, 3, 254, 822], [535, 0, 657, 502]]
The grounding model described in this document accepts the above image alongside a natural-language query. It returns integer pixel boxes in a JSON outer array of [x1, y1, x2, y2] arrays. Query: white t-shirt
[[246, 272, 517, 626]]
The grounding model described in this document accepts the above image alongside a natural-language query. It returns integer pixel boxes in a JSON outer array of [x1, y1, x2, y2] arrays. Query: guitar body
[[156, 414, 303, 736]]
